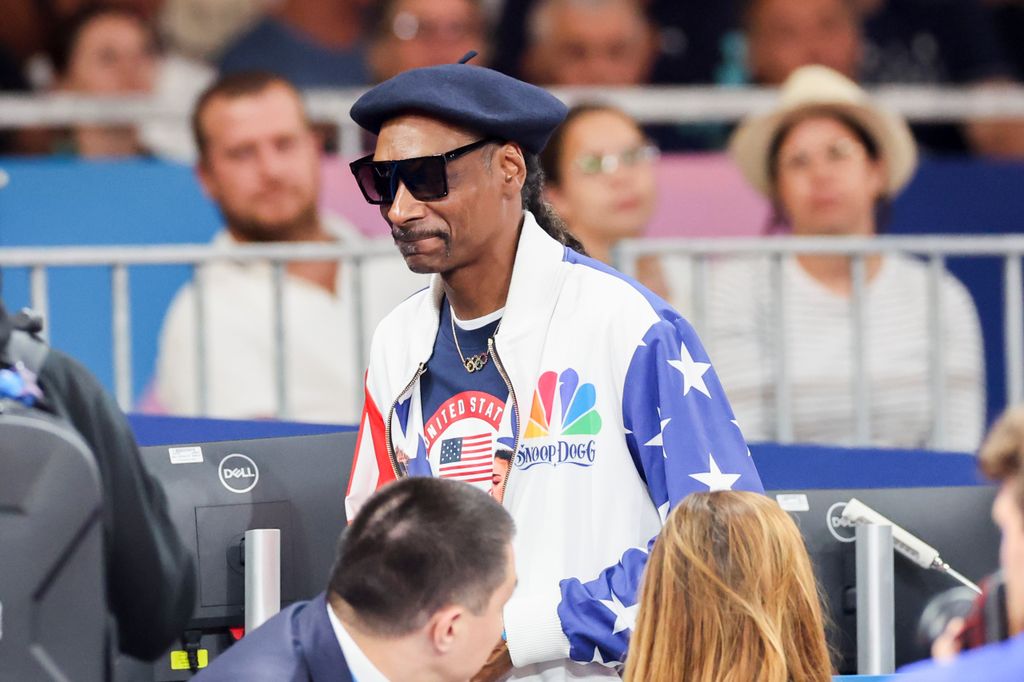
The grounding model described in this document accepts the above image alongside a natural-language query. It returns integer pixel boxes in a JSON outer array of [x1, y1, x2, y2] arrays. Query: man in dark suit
[[195, 476, 517, 681]]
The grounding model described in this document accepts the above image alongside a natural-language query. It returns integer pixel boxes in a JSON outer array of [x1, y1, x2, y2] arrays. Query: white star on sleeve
[[668, 341, 711, 398], [644, 409, 671, 459], [658, 500, 670, 522], [590, 646, 606, 664], [688, 452, 742, 491], [598, 592, 639, 635]]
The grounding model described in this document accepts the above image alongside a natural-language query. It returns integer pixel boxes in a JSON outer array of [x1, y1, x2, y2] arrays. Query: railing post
[[1006, 253, 1024, 408], [111, 263, 132, 411], [927, 254, 946, 448], [770, 253, 793, 442], [850, 254, 870, 445], [271, 261, 289, 420]]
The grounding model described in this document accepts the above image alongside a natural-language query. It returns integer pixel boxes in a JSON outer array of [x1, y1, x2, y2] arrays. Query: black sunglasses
[[349, 138, 498, 205]]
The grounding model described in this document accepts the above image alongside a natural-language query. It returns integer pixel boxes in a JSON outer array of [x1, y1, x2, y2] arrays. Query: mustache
[[391, 226, 450, 244]]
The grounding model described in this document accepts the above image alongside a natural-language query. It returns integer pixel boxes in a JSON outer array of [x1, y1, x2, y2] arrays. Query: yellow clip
[[169, 649, 209, 670]]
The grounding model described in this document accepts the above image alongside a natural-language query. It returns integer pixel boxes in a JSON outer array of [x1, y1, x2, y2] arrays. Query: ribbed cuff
[[503, 589, 571, 668]]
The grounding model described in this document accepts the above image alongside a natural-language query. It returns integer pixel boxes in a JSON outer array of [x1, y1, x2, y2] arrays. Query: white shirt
[[679, 253, 985, 451], [153, 217, 426, 423], [326, 603, 391, 682]]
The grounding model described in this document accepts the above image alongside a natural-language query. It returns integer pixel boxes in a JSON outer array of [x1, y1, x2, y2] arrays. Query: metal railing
[[1, 234, 1019, 446], [0, 241, 400, 417], [615, 234, 1024, 449], [4, 83, 1024, 156]]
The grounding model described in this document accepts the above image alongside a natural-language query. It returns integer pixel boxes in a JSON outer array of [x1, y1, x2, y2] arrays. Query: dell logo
[[826, 502, 857, 543], [218, 454, 259, 494]]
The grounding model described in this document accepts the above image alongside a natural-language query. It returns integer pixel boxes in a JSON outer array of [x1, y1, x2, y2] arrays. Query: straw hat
[[728, 65, 918, 197]]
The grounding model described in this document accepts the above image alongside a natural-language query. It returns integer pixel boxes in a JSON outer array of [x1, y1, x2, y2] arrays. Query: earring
[[505, 174, 513, 182]]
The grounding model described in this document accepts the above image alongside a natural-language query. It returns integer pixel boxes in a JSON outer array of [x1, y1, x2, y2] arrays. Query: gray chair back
[[0, 402, 107, 681]]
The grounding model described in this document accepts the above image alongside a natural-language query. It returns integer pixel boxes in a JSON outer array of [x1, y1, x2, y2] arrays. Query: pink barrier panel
[[319, 153, 772, 239]]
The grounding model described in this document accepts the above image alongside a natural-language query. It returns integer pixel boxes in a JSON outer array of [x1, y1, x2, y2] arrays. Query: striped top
[[665, 253, 984, 452]]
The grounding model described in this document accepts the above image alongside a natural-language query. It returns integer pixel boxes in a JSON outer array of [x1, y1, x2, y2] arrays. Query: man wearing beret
[[344, 54, 763, 681]]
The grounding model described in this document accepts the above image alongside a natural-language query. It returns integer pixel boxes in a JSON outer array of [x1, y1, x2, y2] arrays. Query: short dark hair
[[329, 477, 515, 636], [767, 108, 880, 187], [51, 5, 157, 77], [191, 71, 308, 159]]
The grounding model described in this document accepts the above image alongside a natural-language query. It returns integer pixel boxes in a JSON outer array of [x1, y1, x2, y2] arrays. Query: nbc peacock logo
[[516, 369, 602, 470]]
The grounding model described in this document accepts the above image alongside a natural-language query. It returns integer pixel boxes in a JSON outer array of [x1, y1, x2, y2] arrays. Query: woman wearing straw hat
[[705, 64, 984, 450]]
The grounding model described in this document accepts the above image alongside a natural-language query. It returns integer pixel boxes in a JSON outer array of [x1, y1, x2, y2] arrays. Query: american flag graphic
[[438, 434, 493, 484]]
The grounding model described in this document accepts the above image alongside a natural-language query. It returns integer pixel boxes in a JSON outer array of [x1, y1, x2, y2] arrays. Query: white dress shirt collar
[[326, 601, 392, 682]]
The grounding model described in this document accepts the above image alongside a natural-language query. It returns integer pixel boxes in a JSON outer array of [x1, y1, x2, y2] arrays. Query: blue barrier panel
[[750, 442, 985, 489], [128, 415, 985, 489], [128, 414, 354, 446]]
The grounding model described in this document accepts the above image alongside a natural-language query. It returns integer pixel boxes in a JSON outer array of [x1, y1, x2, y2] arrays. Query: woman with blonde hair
[[625, 490, 832, 682]]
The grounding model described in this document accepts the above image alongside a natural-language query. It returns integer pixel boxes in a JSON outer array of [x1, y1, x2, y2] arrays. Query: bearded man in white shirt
[[153, 71, 423, 423]]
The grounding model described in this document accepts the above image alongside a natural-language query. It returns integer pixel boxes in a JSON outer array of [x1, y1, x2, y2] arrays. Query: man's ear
[[498, 143, 527, 199], [426, 605, 463, 654]]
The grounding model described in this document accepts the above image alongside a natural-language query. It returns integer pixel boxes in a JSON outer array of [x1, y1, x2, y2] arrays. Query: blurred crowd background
[[3, 0, 1024, 159]]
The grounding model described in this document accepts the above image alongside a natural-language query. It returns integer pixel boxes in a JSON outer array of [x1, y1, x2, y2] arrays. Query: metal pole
[[850, 255, 870, 444], [856, 522, 895, 675], [111, 264, 132, 411], [193, 263, 209, 416], [927, 255, 946, 448], [1005, 254, 1024, 407], [244, 529, 281, 634], [271, 261, 289, 420], [691, 254, 708, 334], [29, 265, 49, 341], [770, 254, 793, 442], [349, 254, 367, 412]]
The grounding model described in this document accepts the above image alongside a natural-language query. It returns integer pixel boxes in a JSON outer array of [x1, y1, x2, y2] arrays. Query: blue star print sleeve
[[557, 316, 764, 667]]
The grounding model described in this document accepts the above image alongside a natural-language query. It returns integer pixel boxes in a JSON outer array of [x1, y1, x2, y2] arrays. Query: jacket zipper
[[384, 362, 427, 479], [488, 337, 520, 502]]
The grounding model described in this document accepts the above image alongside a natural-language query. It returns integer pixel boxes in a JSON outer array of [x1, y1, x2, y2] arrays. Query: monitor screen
[[769, 485, 1000, 673], [139, 430, 357, 631]]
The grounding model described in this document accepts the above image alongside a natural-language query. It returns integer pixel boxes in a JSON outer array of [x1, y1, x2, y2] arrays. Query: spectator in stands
[[625, 490, 832, 681], [540, 104, 677, 302], [367, 0, 488, 83], [520, 0, 657, 87], [194, 476, 517, 681], [0, 45, 30, 154], [858, 0, 1024, 157], [217, 0, 370, 87], [0, 297, 196, 661], [51, 5, 159, 157], [743, 0, 861, 87], [710, 64, 984, 450], [897, 404, 1024, 680], [152, 71, 423, 423], [743, 0, 1024, 156]]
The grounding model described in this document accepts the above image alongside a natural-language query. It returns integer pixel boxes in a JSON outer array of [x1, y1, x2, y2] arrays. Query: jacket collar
[[404, 210, 568, 399], [297, 593, 355, 682]]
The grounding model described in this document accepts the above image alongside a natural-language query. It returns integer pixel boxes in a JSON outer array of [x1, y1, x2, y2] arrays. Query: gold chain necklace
[[451, 309, 501, 373]]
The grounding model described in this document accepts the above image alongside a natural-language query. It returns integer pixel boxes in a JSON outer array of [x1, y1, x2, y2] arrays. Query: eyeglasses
[[349, 138, 497, 205], [574, 144, 660, 176]]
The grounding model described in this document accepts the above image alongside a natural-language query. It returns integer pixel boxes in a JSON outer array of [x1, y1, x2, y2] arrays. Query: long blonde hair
[[624, 491, 833, 682]]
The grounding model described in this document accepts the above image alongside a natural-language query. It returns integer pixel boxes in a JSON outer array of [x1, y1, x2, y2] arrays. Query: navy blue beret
[[350, 63, 568, 154]]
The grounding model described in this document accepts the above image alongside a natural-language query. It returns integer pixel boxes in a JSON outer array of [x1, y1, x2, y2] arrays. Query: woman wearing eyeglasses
[[539, 105, 674, 300]]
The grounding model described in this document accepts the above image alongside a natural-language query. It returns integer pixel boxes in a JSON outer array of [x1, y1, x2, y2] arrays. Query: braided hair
[[521, 153, 588, 255]]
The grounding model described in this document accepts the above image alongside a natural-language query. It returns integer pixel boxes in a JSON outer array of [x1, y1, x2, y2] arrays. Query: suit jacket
[[194, 593, 354, 682]]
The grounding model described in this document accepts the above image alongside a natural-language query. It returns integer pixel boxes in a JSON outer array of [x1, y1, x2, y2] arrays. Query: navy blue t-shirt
[[418, 301, 509, 492]]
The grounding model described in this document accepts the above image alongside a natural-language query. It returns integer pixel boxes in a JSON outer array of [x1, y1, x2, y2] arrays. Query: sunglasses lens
[[352, 161, 392, 204], [400, 156, 448, 201]]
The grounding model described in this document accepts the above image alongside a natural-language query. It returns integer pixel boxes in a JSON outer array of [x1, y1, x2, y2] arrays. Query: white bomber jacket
[[346, 212, 763, 681]]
